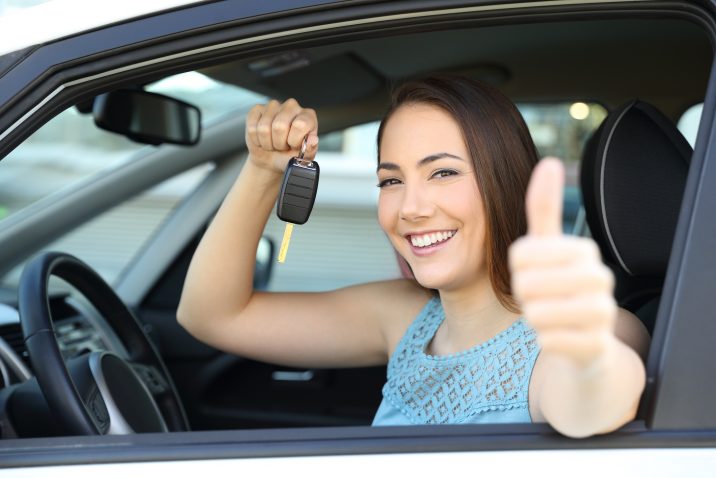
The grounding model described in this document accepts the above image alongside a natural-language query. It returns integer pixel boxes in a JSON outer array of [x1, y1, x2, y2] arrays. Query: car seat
[[580, 100, 692, 335]]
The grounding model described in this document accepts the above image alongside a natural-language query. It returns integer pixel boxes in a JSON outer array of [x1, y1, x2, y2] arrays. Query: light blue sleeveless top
[[373, 296, 540, 426]]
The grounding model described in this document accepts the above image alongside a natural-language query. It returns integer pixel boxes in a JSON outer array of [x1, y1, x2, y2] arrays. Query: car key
[[276, 137, 319, 263]]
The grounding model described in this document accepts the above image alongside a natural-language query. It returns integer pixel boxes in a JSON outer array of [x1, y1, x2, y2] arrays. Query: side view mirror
[[93, 89, 201, 146], [254, 236, 275, 290]]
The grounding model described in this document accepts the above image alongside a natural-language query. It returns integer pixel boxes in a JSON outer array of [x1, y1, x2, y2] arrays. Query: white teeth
[[409, 231, 455, 248]]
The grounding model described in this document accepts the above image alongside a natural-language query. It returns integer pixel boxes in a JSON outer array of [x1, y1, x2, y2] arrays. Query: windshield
[[0, 71, 265, 287]]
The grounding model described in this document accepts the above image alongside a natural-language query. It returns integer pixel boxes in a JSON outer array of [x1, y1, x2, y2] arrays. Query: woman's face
[[377, 103, 488, 292]]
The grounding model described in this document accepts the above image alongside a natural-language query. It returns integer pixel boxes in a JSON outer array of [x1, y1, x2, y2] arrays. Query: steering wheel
[[18, 252, 189, 435]]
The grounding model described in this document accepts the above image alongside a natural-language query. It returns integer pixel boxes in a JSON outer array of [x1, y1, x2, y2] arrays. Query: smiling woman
[[177, 75, 649, 437]]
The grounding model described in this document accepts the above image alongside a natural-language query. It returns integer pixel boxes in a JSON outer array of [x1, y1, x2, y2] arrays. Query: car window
[[0, 72, 266, 287], [0, 71, 262, 225], [262, 102, 607, 292], [520, 102, 607, 234], [1, 163, 213, 288], [678, 103, 703, 148]]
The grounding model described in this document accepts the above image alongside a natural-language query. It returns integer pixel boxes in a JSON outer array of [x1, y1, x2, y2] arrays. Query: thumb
[[526, 157, 565, 236]]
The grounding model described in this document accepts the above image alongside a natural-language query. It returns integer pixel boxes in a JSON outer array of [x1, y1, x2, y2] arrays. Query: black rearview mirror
[[93, 89, 201, 146]]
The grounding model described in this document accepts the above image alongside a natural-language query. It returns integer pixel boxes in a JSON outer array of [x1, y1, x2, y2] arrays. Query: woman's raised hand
[[245, 98, 319, 174], [509, 158, 618, 367]]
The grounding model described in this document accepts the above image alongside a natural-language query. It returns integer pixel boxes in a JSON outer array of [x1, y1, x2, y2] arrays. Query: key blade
[[278, 223, 294, 263]]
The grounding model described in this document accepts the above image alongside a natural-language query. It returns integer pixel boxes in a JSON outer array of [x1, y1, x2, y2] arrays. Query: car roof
[[0, 0, 204, 56]]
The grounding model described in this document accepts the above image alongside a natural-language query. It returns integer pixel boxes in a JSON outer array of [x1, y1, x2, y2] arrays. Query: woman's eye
[[431, 169, 459, 179], [377, 178, 401, 188]]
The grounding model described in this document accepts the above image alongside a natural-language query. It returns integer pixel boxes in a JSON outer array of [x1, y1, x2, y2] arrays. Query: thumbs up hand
[[509, 158, 618, 367]]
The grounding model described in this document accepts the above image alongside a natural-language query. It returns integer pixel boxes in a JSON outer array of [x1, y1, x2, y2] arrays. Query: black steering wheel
[[18, 252, 189, 435]]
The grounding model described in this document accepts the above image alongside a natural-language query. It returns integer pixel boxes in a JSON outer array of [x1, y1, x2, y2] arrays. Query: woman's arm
[[177, 99, 426, 368], [510, 158, 649, 438], [528, 308, 649, 437]]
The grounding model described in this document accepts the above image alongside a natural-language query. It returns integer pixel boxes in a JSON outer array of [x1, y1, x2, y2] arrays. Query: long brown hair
[[377, 75, 539, 312]]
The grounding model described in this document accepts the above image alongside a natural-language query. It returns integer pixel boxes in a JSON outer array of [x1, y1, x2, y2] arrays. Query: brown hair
[[377, 75, 539, 312]]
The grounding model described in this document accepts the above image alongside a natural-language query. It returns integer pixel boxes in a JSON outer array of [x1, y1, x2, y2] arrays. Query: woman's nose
[[399, 182, 433, 221]]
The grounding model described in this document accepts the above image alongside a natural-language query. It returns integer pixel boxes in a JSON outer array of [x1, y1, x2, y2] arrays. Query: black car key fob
[[276, 144, 319, 225], [276, 138, 319, 263]]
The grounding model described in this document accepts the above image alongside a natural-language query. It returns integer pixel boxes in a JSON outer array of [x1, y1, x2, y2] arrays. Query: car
[[0, 0, 715, 475]]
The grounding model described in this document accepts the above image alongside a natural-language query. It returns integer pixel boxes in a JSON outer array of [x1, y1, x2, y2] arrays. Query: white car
[[0, 0, 714, 476]]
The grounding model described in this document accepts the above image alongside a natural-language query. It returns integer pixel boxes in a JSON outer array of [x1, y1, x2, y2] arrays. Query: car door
[[0, 0, 716, 475]]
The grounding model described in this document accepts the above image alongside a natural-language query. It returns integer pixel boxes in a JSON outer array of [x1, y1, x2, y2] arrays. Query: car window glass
[[1, 164, 213, 288], [145, 71, 267, 125], [262, 102, 607, 292], [677, 103, 703, 148], [519, 102, 607, 234], [0, 71, 262, 225], [0, 72, 265, 288]]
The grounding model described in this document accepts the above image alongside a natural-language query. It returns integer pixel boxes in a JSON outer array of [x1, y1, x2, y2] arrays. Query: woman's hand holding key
[[245, 99, 319, 174]]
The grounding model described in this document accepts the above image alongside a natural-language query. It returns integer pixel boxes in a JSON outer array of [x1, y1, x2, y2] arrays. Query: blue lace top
[[373, 296, 540, 426]]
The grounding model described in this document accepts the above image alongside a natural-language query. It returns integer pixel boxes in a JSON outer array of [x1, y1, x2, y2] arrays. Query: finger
[[271, 98, 302, 152], [245, 104, 265, 148], [522, 294, 617, 331], [256, 99, 281, 150], [512, 263, 614, 301], [287, 108, 318, 158], [306, 130, 319, 159], [537, 330, 612, 366], [509, 236, 600, 270], [526, 157, 564, 237]]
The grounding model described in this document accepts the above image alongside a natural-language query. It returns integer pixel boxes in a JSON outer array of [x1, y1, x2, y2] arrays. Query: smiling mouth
[[408, 230, 456, 248]]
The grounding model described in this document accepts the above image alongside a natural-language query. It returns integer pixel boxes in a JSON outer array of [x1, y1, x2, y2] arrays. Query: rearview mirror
[[93, 89, 201, 146]]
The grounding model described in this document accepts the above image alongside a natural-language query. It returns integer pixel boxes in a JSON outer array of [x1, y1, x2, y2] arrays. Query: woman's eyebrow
[[377, 152, 464, 172], [377, 162, 400, 172], [418, 152, 464, 166]]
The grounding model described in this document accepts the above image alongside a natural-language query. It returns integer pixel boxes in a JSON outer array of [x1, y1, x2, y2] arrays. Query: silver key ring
[[298, 136, 308, 159], [296, 136, 313, 167]]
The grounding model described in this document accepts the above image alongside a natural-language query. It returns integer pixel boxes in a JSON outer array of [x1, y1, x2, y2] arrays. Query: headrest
[[580, 100, 692, 277]]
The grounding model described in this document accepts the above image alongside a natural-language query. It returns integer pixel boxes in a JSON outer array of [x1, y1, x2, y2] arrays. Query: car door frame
[[0, 0, 716, 469]]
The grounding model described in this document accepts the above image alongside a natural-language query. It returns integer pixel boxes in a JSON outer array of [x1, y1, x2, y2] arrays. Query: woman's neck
[[429, 276, 520, 356]]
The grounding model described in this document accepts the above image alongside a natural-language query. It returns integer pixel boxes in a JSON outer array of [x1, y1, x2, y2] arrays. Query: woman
[[177, 76, 650, 437]]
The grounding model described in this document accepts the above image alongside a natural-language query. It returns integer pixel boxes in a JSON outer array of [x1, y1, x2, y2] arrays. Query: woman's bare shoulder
[[337, 278, 434, 350], [615, 307, 651, 362], [343, 278, 432, 312]]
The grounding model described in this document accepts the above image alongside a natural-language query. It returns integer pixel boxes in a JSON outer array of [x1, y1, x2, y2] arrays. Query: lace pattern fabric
[[380, 297, 540, 425]]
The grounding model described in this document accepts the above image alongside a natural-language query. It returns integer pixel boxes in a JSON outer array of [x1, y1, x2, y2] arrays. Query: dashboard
[[0, 294, 119, 387]]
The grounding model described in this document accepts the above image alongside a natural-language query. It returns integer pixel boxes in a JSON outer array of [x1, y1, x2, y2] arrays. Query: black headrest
[[580, 100, 692, 278]]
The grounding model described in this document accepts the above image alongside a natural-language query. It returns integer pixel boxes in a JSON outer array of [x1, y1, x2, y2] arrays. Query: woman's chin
[[411, 269, 453, 291], [410, 263, 482, 292]]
